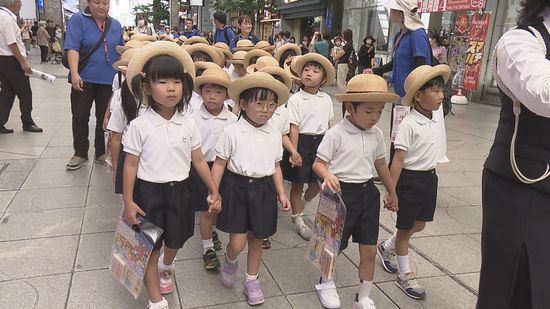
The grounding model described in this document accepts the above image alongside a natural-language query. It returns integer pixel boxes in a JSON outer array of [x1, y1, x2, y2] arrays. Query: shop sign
[[418, 0, 486, 13], [462, 12, 491, 91], [457, 15, 469, 34]]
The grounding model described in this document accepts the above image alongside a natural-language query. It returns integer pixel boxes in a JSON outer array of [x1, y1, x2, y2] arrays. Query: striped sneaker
[[396, 272, 426, 299]]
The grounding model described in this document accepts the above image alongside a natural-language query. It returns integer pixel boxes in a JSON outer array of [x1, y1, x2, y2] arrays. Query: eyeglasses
[[253, 101, 277, 112]]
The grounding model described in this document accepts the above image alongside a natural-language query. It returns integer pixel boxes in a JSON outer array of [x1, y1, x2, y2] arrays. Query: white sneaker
[[294, 216, 312, 240], [353, 294, 376, 309], [147, 297, 169, 309], [315, 280, 341, 308]]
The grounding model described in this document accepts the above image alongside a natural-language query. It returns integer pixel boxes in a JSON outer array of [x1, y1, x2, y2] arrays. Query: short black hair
[[240, 88, 278, 104], [214, 12, 227, 25], [412, 75, 445, 105], [191, 51, 213, 62]]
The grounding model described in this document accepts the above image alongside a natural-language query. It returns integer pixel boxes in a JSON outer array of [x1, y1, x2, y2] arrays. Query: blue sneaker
[[377, 241, 397, 274], [396, 272, 426, 299]]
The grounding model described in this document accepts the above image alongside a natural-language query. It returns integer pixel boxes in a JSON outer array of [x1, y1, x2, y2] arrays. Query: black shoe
[[22, 124, 43, 132], [0, 126, 14, 134]]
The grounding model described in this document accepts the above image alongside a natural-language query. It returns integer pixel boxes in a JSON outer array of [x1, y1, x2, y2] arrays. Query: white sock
[[202, 238, 214, 254], [383, 232, 397, 251], [158, 254, 172, 269], [245, 273, 258, 282], [358, 280, 373, 301], [148, 297, 167, 309], [292, 213, 304, 224], [396, 255, 411, 277], [319, 274, 331, 284], [225, 254, 238, 264]]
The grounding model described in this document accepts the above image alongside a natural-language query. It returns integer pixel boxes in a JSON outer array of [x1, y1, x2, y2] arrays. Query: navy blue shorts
[[395, 169, 438, 230], [189, 162, 214, 212], [282, 134, 323, 183]]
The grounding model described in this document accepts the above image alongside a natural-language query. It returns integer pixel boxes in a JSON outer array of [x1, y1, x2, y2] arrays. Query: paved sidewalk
[[0, 48, 495, 308]]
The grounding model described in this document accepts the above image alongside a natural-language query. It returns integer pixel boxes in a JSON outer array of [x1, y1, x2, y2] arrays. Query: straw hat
[[230, 51, 247, 64], [274, 43, 301, 62], [254, 40, 275, 53], [126, 41, 195, 99], [116, 40, 144, 55], [112, 48, 140, 73], [130, 33, 157, 42], [403, 64, 451, 106], [258, 66, 292, 90], [246, 56, 279, 74], [284, 56, 301, 82], [234, 39, 254, 52], [214, 42, 233, 60], [185, 43, 224, 67], [291, 53, 336, 87], [384, 0, 424, 31], [194, 68, 231, 93], [123, 32, 130, 42], [177, 36, 187, 45], [229, 72, 289, 107], [195, 61, 221, 76], [242, 49, 272, 71], [335, 74, 399, 103], [184, 36, 210, 45]]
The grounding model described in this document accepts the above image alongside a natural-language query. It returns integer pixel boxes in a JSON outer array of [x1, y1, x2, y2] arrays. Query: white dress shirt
[[190, 104, 237, 162], [288, 89, 334, 134], [0, 7, 26, 57]]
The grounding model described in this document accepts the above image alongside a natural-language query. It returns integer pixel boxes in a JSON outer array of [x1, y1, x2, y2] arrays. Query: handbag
[[62, 17, 112, 71]]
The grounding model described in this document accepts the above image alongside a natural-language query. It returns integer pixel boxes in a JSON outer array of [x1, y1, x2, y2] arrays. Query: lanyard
[[95, 20, 110, 64]]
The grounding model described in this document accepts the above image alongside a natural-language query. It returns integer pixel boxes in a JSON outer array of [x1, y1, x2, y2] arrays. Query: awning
[[275, 0, 327, 19]]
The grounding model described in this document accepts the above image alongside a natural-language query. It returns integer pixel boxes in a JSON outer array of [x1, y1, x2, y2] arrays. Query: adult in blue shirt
[[181, 18, 201, 39], [64, 0, 123, 170], [229, 15, 259, 52], [213, 11, 235, 48]]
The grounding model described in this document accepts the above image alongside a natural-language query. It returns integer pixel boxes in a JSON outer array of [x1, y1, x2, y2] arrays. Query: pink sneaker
[[158, 260, 175, 294], [220, 257, 238, 288], [244, 279, 265, 306]]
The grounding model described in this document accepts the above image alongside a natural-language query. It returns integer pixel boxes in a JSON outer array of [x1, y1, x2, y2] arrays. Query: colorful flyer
[[391, 105, 411, 143]]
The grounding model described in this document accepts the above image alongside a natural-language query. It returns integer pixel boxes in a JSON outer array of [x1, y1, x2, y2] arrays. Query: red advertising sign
[[457, 15, 469, 33], [462, 12, 491, 91], [418, 0, 485, 13]]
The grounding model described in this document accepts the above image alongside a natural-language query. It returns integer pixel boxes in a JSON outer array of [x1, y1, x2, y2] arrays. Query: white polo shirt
[[190, 104, 237, 162], [0, 7, 26, 57], [123, 108, 201, 183], [107, 90, 147, 135], [394, 109, 438, 171], [317, 117, 386, 183], [268, 104, 290, 135], [288, 89, 334, 135], [215, 118, 283, 178], [188, 91, 203, 114]]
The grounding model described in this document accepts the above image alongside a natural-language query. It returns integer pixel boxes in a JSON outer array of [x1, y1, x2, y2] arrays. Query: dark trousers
[[70, 83, 112, 159], [0, 56, 34, 127], [39, 45, 48, 62]]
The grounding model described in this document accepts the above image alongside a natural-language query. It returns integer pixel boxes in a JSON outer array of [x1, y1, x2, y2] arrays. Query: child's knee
[[413, 221, 426, 232], [358, 244, 377, 261]]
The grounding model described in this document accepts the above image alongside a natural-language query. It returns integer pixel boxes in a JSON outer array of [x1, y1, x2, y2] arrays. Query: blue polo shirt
[[214, 25, 235, 46], [64, 11, 123, 85], [392, 29, 431, 97], [182, 28, 201, 39]]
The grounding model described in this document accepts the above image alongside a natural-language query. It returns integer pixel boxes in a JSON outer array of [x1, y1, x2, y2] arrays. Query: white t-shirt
[[215, 118, 282, 177], [188, 91, 203, 114], [268, 104, 290, 135], [317, 117, 386, 183], [123, 108, 201, 183], [190, 104, 237, 162], [288, 89, 334, 134], [394, 109, 439, 171], [0, 7, 26, 57], [107, 90, 147, 135]]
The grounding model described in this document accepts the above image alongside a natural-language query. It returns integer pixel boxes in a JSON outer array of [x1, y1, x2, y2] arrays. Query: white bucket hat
[[385, 0, 424, 31]]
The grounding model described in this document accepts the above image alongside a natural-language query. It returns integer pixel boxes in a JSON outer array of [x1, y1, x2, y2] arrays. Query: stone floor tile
[[0, 171, 30, 191], [441, 186, 482, 206], [67, 268, 182, 309], [32, 157, 91, 172], [40, 146, 79, 159], [412, 234, 481, 274], [7, 187, 87, 213], [0, 208, 83, 241], [86, 185, 122, 208], [176, 256, 282, 308], [175, 225, 229, 261], [81, 205, 120, 234], [75, 232, 114, 271], [436, 190, 470, 207], [455, 272, 480, 293], [0, 235, 78, 280], [286, 285, 398, 309], [0, 273, 71, 309], [377, 275, 477, 309], [261, 247, 358, 295], [0, 190, 16, 213], [438, 171, 480, 188], [22, 169, 91, 189], [415, 206, 482, 237], [267, 213, 312, 250], [199, 295, 292, 309]]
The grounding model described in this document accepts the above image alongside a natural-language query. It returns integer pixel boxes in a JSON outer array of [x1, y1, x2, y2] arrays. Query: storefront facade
[[274, 0, 343, 40]]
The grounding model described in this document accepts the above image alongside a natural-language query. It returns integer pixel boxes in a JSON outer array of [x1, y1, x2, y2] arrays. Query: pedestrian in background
[[36, 20, 50, 63], [429, 30, 447, 64], [135, 13, 154, 35], [314, 32, 330, 59], [213, 11, 235, 47], [230, 15, 259, 52], [358, 35, 376, 73], [333, 29, 356, 87], [0, 0, 42, 134], [182, 18, 201, 39], [20, 22, 31, 52]]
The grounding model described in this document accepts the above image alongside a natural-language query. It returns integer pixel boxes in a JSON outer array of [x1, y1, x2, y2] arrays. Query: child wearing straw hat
[[211, 72, 291, 306], [227, 50, 248, 81], [285, 53, 335, 241], [122, 41, 221, 309], [378, 64, 450, 300], [190, 68, 237, 270], [313, 74, 399, 309], [188, 61, 222, 114]]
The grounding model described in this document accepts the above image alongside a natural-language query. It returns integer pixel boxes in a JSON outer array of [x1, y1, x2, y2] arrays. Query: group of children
[[103, 30, 450, 309]]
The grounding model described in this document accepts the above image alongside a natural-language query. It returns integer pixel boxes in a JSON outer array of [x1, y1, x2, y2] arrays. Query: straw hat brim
[[184, 36, 210, 45], [258, 66, 292, 90], [284, 56, 301, 82], [130, 34, 156, 42], [402, 65, 451, 106], [126, 41, 196, 99], [216, 48, 233, 59], [228, 72, 289, 107], [291, 53, 336, 87], [195, 61, 221, 73], [186, 43, 224, 67], [116, 45, 126, 54], [335, 92, 400, 103], [243, 50, 272, 71], [112, 59, 129, 72], [194, 75, 230, 93], [274, 43, 301, 62], [230, 59, 244, 64]]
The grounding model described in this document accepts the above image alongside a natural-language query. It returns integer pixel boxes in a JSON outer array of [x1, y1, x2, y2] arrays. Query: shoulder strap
[[78, 17, 112, 70], [223, 26, 230, 44]]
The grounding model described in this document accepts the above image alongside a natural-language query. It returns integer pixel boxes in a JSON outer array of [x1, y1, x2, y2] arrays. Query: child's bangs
[[146, 55, 187, 82], [419, 75, 445, 91], [191, 51, 213, 62], [303, 61, 326, 77], [240, 87, 278, 103]]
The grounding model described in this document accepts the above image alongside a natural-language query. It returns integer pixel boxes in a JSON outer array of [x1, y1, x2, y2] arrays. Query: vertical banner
[[462, 12, 491, 91]]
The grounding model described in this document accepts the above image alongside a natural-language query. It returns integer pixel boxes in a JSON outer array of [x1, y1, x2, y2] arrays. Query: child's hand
[[383, 192, 398, 212], [289, 151, 303, 167], [278, 194, 291, 212], [123, 201, 145, 225], [321, 174, 340, 193], [206, 191, 222, 214]]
